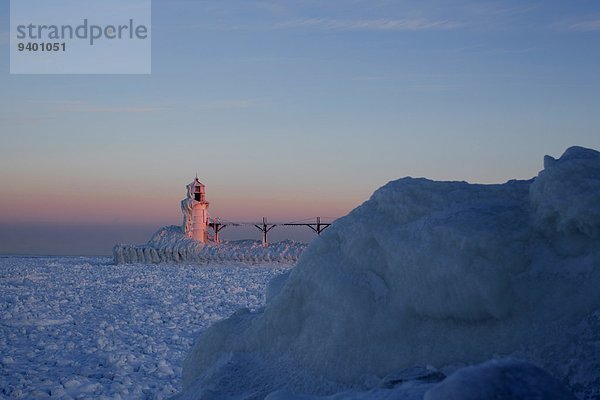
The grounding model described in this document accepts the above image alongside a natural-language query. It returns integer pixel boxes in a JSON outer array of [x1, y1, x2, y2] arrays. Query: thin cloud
[[26, 99, 168, 113], [55, 102, 169, 113], [0, 115, 53, 126], [564, 19, 600, 32], [485, 47, 537, 55], [193, 99, 257, 110], [349, 76, 385, 81], [273, 18, 463, 31], [37, 99, 254, 113], [180, 18, 463, 32], [29, 100, 86, 106], [79, 106, 167, 113]]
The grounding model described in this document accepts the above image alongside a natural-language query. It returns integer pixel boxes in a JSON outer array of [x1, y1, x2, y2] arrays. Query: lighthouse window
[[194, 192, 201, 201]]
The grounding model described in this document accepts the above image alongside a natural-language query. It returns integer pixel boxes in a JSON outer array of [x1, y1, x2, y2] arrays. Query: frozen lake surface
[[0, 256, 291, 399]]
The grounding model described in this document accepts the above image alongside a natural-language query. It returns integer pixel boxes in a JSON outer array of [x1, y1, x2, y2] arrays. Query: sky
[[1, 0, 600, 255]]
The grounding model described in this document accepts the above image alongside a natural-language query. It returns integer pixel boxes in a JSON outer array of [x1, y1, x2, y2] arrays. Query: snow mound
[[261, 360, 575, 400], [177, 146, 600, 399], [531, 146, 600, 238], [113, 226, 306, 264], [424, 359, 576, 400]]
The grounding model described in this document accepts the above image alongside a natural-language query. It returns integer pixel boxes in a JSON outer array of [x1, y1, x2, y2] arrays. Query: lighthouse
[[181, 176, 210, 243]]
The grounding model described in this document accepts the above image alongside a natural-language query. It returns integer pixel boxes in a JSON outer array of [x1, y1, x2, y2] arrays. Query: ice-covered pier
[[113, 177, 336, 264], [209, 216, 334, 245]]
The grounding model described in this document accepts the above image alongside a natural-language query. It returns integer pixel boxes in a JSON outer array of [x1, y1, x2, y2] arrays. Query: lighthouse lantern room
[[181, 176, 210, 243]]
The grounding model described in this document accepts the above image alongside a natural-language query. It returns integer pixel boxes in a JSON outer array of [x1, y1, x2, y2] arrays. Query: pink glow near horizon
[[0, 183, 359, 225]]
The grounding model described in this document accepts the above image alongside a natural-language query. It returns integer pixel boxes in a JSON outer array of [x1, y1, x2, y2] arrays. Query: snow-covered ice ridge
[[177, 146, 600, 400], [113, 226, 307, 264], [0, 256, 291, 399]]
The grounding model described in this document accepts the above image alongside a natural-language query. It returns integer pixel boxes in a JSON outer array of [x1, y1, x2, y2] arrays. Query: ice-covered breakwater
[[113, 226, 306, 264]]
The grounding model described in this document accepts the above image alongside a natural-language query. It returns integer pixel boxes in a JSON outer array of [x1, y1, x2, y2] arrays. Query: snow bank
[[531, 146, 600, 238], [113, 226, 306, 264], [260, 360, 575, 400], [424, 359, 576, 400], [177, 146, 600, 399]]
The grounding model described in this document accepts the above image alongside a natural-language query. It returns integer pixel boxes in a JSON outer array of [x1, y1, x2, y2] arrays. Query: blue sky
[[1, 0, 600, 254]]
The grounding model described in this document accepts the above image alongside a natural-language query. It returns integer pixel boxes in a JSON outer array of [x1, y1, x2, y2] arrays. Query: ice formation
[[176, 146, 600, 399], [0, 256, 290, 399], [424, 359, 576, 400], [113, 226, 306, 264]]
